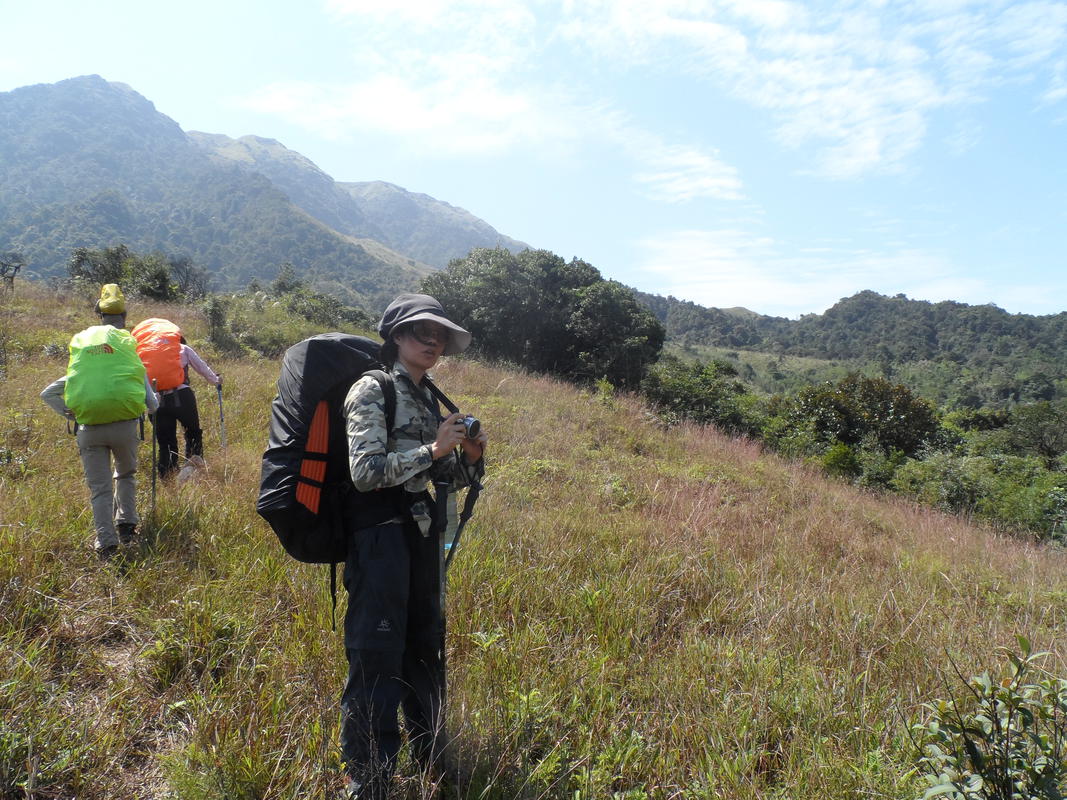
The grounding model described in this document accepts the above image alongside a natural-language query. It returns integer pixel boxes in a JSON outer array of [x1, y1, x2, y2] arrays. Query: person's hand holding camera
[[431, 412, 487, 462], [460, 420, 487, 463], [431, 412, 466, 460]]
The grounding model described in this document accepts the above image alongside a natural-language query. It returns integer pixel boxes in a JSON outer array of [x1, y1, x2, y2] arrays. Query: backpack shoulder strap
[[362, 369, 396, 434], [423, 377, 459, 415]]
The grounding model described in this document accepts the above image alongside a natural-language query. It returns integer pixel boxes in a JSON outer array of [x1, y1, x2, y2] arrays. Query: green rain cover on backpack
[[64, 325, 147, 425]]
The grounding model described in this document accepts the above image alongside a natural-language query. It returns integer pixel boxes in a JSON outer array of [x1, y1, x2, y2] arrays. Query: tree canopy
[[791, 374, 940, 457], [422, 248, 664, 389], [67, 244, 208, 302]]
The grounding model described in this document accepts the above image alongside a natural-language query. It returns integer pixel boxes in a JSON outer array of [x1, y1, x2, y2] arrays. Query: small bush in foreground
[[911, 638, 1067, 800]]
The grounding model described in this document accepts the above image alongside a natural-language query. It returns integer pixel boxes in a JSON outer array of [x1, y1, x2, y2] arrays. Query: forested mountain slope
[[185, 133, 530, 270], [339, 181, 530, 269], [639, 289, 1067, 404], [0, 76, 529, 307], [0, 76, 425, 307], [186, 131, 389, 245]]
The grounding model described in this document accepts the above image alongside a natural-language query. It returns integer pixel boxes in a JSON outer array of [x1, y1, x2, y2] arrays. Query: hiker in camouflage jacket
[[339, 293, 486, 799], [346, 356, 481, 496]]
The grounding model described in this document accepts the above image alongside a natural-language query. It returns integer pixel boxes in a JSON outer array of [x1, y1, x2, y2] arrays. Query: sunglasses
[[410, 320, 450, 346]]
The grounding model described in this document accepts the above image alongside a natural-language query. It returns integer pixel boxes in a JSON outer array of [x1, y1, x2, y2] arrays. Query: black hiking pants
[[154, 387, 202, 476], [341, 511, 445, 788]]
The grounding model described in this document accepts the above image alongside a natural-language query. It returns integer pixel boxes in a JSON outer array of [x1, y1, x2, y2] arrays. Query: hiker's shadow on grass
[[393, 744, 577, 800], [135, 501, 209, 568]]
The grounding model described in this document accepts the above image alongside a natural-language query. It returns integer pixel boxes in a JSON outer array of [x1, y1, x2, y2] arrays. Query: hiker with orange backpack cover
[[40, 285, 159, 559], [131, 318, 221, 478]]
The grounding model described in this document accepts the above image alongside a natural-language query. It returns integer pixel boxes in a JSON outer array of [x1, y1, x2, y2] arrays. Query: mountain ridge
[[635, 288, 1067, 407], [0, 75, 527, 305], [638, 288, 1066, 357], [338, 180, 530, 270]]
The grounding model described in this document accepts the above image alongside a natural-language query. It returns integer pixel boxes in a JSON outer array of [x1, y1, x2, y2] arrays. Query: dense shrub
[[792, 374, 939, 457], [821, 442, 861, 479], [422, 247, 664, 388], [892, 453, 1067, 536], [67, 244, 208, 302], [640, 355, 761, 435], [912, 639, 1067, 800], [196, 263, 374, 358]]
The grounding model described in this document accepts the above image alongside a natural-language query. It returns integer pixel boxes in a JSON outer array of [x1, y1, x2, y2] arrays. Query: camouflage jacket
[[344, 361, 483, 496]]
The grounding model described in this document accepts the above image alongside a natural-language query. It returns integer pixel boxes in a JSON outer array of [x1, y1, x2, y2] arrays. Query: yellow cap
[[96, 284, 126, 315]]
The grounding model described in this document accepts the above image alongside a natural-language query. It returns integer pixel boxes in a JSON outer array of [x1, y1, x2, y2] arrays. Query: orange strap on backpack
[[296, 401, 330, 514]]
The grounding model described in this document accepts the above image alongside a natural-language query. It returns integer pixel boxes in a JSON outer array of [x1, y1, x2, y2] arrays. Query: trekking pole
[[216, 382, 227, 449], [150, 380, 157, 520], [433, 479, 451, 618], [444, 480, 481, 570], [422, 379, 485, 570], [445, 477, 482, 572], [433, 478, 452, 733]]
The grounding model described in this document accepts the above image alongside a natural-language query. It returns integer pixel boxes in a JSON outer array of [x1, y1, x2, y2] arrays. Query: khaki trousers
[[76, 418, 140, 549]]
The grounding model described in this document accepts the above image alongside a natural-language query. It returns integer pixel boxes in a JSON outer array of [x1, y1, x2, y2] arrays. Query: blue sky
[[3, 0, 1066, 317]]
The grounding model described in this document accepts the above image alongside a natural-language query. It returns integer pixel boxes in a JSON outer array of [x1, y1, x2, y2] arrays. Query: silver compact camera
[[461, 414, 480, 439]]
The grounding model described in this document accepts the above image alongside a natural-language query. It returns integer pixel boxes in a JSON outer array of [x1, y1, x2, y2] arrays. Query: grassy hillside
[[3, 282, 1067, 799]]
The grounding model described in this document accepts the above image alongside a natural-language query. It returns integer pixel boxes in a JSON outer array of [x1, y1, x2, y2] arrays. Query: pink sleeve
[[181, 345, 219, 385]]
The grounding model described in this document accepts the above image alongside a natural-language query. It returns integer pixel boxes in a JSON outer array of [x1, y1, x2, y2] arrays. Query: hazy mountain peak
[[188, 131, 328, 175], [1, 75, 535, 303], [340, 180, 530, 268], [189, 134, 530, 269], [0, 76, 425, 306]]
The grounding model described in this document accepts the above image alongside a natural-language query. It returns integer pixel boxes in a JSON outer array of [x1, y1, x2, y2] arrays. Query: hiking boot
[[422, 753, 465, 794], [117, 523, 138, 546], [412, 734, 461, 787], [340, 776, 387, 800], [96, 544, 119, 562]]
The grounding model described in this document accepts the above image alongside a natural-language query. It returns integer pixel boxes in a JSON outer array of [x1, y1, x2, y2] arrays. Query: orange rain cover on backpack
[[131, 318, 184, 391]]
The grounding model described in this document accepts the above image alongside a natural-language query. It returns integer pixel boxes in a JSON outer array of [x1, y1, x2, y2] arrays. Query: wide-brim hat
[[378, 293, 472, 355]]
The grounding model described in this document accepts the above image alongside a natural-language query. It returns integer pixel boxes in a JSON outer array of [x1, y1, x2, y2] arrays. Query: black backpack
[[257, 333, 402, 564]]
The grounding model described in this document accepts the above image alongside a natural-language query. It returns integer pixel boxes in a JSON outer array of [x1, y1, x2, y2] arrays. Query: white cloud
[[721, 0, 801, 30], [633, 149, 743, 202], [242, 0, 1067, 180], [236, 0, 752, 200], [327, 0, 468, 18], [1042, 57, 1067, 105], [996, 2, 1067, 68], [556, 3, 943, 176], [561, 0, 1067, 176], [944, 118, 982, 154], [239, 74, 576, 156], [629, 227, 1030, 317], [325, 0, 537, 68], [325, 0, 536, 37]]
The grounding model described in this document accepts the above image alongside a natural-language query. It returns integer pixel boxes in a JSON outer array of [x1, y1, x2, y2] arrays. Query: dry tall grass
[[2, 280, 1066, 799]]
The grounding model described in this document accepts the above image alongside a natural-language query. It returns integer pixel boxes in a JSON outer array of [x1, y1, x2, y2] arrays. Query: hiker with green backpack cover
[[40, 285, 159, 559]]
